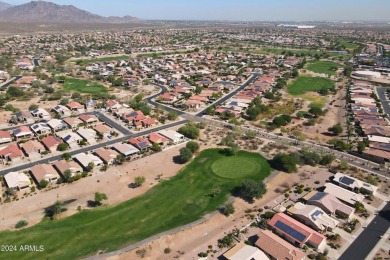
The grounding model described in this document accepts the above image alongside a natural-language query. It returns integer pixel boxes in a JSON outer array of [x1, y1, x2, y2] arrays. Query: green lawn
[[250, 48, 346, 57], [287, 76, 335, 95], [305, 61, 342, 76], [0, 149, 270, 259], [73, 55, 130, 64], [63, 78, 107, 94]]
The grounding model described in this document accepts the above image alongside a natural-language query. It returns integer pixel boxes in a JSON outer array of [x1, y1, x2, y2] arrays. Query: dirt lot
[[0, 143, 187, 231]]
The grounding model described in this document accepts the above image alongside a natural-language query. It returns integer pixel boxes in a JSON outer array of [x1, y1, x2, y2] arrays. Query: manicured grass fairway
[[287, 76, 334, 95], [305, 61, 342, 76], [211, 156, 262, 179], [63, 78, 107, 94], [0, 149, 270, 259], [73, 55, 130, 64]]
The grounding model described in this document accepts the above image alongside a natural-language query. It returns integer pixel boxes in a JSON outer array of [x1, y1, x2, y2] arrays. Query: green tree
[[94, 192, 108, 206], [61, 152, 72, 161], [134, 176, 145, 187], [152, 142, 162, 152], [60, 98, 69, 105], [62, 169, 73, 183], [186, 141, 200, 153], [52, 200, 64, 220], [328, 123, 343, 135], [135, 93, 144, 103], [222, 203, 235, 216], [300, 150, 322, 166], [240, 179, 267, 202], [338, 160, 350, 171], [87, 162, 94, 172], [28, 104, 39, 111], [178, 124, 200, 139], [320, 154, 336, 165], [57, 143, 68, 151], [115, 154, 126, 165], [167, 111, 178, 121], [225, 143, 240, 156], [15, 220, 28, 229], [272, 153, 297, 173], [328, 138, 350, 151], [309, 107, 323, 117], [39, 179, 49, 189], [179, 147, 193, 163], [357, 141, 367, 153], [71, 92, 81, 99]]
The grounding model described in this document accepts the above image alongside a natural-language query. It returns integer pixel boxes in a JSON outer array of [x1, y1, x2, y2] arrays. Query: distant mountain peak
[[0, 0, 139, 24], [0, 1, 12, 12]]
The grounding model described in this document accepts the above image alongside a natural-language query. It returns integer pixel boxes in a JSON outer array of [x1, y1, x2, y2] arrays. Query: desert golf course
[[0, 149, 270, 259]]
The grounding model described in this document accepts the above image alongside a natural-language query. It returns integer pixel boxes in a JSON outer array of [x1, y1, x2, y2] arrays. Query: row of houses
[[3, 114, 103, 143], [215, 74, 278, 117], [0, 122, 116, 163], [104, 100, 159, 129], [348, 80, 390, 162], [2, 129, 185, 190], [228, 172, 377, 259]]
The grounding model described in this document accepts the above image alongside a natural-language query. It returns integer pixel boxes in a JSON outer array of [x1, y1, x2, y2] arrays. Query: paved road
[[196, 73, 261, 116], [339, 202, 390, 260], [0, 119, 187, 177], [0, 75, 22, 88], [93, 111, 131, 135], [147, 76, 388, 178], [377, 87, 390, 117]]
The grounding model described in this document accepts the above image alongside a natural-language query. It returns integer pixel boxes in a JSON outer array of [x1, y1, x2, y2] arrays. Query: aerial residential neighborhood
[[0, 1, 389, 260]]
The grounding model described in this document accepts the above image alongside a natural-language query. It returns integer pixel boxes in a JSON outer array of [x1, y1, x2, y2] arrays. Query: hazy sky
[[6, 0, 390, 21]]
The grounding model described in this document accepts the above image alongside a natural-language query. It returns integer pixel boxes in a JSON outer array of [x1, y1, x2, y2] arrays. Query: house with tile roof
[[255, 230, 307, 260], [94, 148, 119, 165], [21, 140, 46, 159], [41, 136, 63, 152], [129, 137, 152, 151], [333, 172, 378, 195], [288, 202, 339, 231], [4, 171, 31, 190], [0, 144, 24, 162], [0, 130, 12, 144], [268, 213, 326, 250], [13, 126, 33, 139], [30, 164, 59, 184], [53, 159, 83, 177], [324, 183, 365, 206], [223, 242, 269, 260], [30, 123, 51, 136], [111, 143, 139, 157], [303, 191, 354, 219], [79, 114, 99, 124], [148, 132, 169, 145]]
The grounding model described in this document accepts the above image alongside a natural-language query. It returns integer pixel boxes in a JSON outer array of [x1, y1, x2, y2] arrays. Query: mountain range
[[0, 1, 139, 23]]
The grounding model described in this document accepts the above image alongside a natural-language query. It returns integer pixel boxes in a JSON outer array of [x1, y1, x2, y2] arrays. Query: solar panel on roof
[[340, 176, 355, 186], [138, 142, 148, 149], [309, 192, 326, 201], [274, 221, 306, 242], [310, 210, 323, 221]]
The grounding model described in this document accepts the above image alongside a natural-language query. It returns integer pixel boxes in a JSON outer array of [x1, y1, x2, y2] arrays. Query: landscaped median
[[0, 149, 270, 259]]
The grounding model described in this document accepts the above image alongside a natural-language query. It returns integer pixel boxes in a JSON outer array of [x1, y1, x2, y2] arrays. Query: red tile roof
[[255, 230, 306, 260], [0, 144, 23, 159], [41, 136, 63, 149], [269, 213, 326, 247], [148, 132, 168, 144], [0, 130, 11, 139]]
